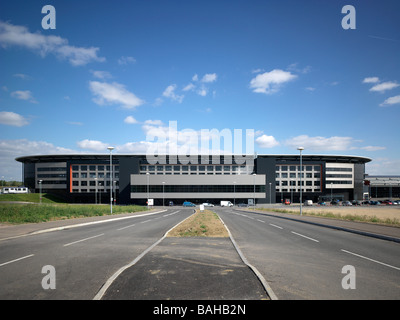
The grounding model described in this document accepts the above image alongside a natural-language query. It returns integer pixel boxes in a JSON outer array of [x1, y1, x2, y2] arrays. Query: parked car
[[331, 199, 340, 205], [169, 201, 174, 206], [381, 200, 393, 205], [369, 201, 381, 205], [317, 201, 326, 206], [393, 200, 400, 205], [202, 202, 214, 207], [284, 199, 291, 205], [183, 201, 196, 207], [351, 200, 362, 206], [342, 201, 352, 206]]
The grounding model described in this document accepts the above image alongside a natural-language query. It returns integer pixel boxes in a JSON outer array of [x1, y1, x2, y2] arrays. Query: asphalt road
[[0, 208, 194, 299], [215, 208, 400, 300]]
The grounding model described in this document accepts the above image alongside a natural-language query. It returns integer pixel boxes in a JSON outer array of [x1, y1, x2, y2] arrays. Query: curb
[[218, 215, 279, 300], [235, 208, 400, 244]]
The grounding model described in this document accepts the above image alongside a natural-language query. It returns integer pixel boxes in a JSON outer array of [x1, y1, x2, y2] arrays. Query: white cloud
[[362, 77, 380, 84], [124, 116, 138, 124], [0, 111, 29, 127], [144, 119, 164, 125], [197, 86, 208, 96], [249, 69, 297, 94], [77, 139, 108, 151], [369, 81, 399, 93], [11, 90, 37, 103], [118, 56, 136, 65], [192, 74, 199, 81], [201, 73, 217, 83], [183, 83, 195, 91], [89, 81, 145, 109], [162, 84, 184, 103], [285, 135, 355, 151], [379, 95, 400, 107], [255, 134, 280, 148], [90, 70, 112, 79], [366, 158, 400, 175], [0, 139, 76, 179], [360, 146, 386, 151], [0, 20, 104, 66]]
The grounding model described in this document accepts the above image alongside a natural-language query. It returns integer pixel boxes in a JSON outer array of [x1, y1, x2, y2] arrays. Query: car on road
[[202, 202, 214, 207], [183, 201, 196, 207]]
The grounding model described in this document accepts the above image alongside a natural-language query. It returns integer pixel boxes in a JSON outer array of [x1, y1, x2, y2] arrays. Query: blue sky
[[0, 0, 399, 180]]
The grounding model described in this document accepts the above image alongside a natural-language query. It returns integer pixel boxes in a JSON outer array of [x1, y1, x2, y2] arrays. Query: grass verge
[[0, 203, 146, 224], [168, 209, 229, 237]]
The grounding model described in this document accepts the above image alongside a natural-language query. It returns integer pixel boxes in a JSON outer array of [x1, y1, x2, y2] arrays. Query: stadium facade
[[15, 153, 371, 205]]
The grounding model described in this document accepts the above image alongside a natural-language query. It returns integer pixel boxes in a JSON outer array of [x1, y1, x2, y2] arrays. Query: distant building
[[364, 175, 400, 199], [16, 154, 371, 204]]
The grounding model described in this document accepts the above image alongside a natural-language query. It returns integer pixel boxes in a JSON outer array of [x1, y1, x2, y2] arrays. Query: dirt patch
[[167, 210, 229, 237]]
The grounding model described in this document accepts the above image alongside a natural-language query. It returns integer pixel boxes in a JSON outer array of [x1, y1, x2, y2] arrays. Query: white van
[[304, 200, 313, 206]]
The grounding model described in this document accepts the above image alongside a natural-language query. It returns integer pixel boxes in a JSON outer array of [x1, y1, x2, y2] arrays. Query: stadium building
[[15, 153, 371, 205]]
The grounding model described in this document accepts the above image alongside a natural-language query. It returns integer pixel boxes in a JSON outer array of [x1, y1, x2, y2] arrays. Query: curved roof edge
[[16, 153, 372, 164]]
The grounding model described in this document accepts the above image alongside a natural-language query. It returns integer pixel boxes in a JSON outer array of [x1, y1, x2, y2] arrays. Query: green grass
[[0, 203, 147, 224], [0, 193, 65, 203]]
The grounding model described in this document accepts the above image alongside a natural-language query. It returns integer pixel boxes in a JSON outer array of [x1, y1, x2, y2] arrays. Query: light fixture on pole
[[107, 146, 114, 214], [297, 147, 304, 216]]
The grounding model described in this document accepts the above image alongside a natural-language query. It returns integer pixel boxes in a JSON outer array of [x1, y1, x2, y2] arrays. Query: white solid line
[[219, 216, 279, 300], [63, 233, 104, 247], [341, 249, 400, 271], [0, 254, 34, 267], [291, 231, 319, 242], [93, 210, 196, 300], [269, 223, 283, 229], [117, 224, 135, 231]]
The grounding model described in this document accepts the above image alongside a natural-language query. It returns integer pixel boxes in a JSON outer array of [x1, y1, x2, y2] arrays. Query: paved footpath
[[101, 237, 269, 300]]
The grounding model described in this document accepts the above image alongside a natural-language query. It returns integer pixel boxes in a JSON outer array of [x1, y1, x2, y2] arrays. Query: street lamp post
[[253, 173, 256, 209], [107, 146, 114, 214], [39, 179, 43, 204], [146, 172, 150, 210], [233, 181, 236, 207], [297, 147, 304, 216], [162, 181, 165, 208], [269, 182, 272, 204]]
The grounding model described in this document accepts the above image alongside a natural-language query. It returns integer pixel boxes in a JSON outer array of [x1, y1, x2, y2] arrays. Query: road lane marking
[[117, 224, 135, 231], [94, 210, 195, 300], [269, 223, 283, 229], [341, 249, 400, 271], [291, 231, 319, 242], [257, 219, 265, 223], [140, 219, 152, 224], [63, 233, 104, 247], [0, 254, 34, 267]]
